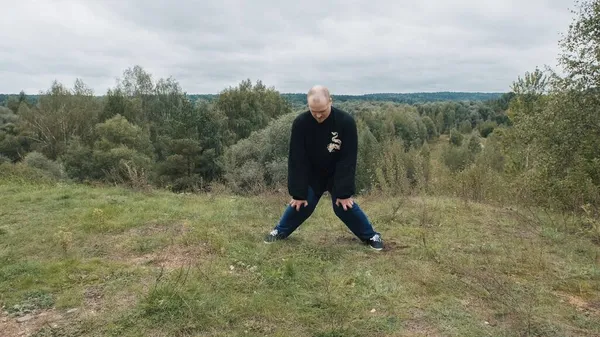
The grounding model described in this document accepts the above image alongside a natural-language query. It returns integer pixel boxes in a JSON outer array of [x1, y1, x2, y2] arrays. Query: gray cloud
[[0, 0, 576, 95]]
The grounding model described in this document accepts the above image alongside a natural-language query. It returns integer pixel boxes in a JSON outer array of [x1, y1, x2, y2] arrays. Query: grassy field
[[0, 179, 599, 337]]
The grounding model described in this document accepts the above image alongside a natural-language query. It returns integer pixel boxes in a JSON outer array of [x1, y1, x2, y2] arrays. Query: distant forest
[[0, 91, 504, 110]]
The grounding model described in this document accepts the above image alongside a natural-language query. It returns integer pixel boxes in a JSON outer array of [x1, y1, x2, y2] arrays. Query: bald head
[[307, 85, 331, 104], [307, 85, 332, 123]]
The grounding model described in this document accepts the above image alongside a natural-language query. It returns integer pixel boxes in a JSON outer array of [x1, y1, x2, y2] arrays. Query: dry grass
[[0, 180, 598, 336]]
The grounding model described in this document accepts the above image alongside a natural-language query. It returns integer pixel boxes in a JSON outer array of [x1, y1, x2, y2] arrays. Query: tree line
[[0, 91, 504, 111], [0, 66, 508, 192]]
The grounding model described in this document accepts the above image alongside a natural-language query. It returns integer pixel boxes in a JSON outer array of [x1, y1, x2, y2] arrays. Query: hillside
[[0, 178, 598, 337]]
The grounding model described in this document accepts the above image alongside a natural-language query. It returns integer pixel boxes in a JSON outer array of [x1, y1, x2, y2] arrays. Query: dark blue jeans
[[274, 186, 379, 241]]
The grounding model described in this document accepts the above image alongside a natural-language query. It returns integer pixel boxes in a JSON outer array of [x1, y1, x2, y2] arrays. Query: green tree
[[498, 0, 600, 209], [0, 106, 33, 161], [449, 128, 463, 146], [18, 80, 102, 160], [422, 116, 438, 140], [355, 119, 380, 193], [214, 79, 292, 144]]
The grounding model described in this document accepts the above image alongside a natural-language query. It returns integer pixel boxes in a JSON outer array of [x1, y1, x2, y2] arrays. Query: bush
[[449, 128, 463, 146], [0, 162, 57, 185], [371, 139, 430, 196], [95, 114, 154, 157], [222, 112, 297, 194], [467, 134, 482, 155], [225, 160, 267, 194], [478, 121, 497, 137], [455, 160, 508, 204], [0, 154, 10, 164], [356, 120, 381, 193], [374, 140, 410, 196], [433, 139, 510, 204], [265, 157, 287, 188], [23, 151, 65, 180], [459, 120, 472, 134], [62, 138, 96, 181], [94, 146, 153, 187], [441, 144, 472, 173]]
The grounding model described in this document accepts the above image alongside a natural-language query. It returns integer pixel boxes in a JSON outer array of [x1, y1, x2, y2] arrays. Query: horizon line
[[0, 90, 508, 96]]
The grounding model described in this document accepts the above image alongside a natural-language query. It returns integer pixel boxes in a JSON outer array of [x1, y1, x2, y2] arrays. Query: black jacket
[[287, 106, 358, 200]]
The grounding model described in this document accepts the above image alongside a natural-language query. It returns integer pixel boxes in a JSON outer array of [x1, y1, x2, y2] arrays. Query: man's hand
[[290, 199, 308, 211], [335, 198, 354, 211]]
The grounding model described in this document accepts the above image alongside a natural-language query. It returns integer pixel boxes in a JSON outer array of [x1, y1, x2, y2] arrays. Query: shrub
[[0, 154, 10, 164], [467, 134, 482, 155], [225, 159, 266, 194], [441, 144, 472, 173], [355, 120, 381, 194], [265, 157, 287, 188], [449, 128, 463, 146], [374, 140, 410, 196], [478, 121, 497, 137], [222, 112, 297, 194], [62, 137, 96, 181], [459, 120, 472, 134], [0, 162, 57, 185], [23, 151, 65, 180]]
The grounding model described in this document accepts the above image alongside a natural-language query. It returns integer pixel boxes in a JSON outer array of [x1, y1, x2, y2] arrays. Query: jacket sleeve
[[287, 117, 309, 200], [333, 115, 358, 199]]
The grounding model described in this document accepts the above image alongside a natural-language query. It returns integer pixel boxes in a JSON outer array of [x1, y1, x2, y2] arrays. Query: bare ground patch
[[554, 291, 600, 318], [1, 308, 70, 337], [129, 243, 210, 270], [128, 220, 193, 237], [109, 220, 214, 271], [400, 310, 443, 337], [400, 321, 443, 337]]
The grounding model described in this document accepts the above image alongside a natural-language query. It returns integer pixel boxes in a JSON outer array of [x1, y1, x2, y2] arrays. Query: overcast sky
[[0, 0, 576, 95]]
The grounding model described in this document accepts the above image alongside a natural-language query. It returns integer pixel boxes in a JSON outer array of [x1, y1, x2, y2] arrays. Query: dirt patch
[[129, 244, 209, 270], [400, 319, 442, 337], [0, 312, 21, 337], [129, 220, 192, 237], [554, 291, 600, 318], [381, 239, 411, 253], [83, 286, 104, 313], [333, 236, 360, 244], [1, 309, 67, 337], [110, 220, 212, 270]]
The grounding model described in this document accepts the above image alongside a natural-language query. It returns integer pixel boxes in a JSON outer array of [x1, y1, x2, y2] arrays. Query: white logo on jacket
[[327, 132, 342, 152]]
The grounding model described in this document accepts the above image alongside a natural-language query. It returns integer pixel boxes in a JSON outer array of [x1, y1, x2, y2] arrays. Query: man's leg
[[264, 186, 322, 242], [331, 196, 383, 250]]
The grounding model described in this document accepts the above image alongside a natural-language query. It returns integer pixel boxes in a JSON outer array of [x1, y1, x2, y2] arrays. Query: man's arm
[[333, 115, 358, 199], [287, 117, 309, 200]]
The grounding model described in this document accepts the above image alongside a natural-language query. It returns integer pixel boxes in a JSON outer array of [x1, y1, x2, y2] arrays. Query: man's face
[[308, 96, 331, 123]]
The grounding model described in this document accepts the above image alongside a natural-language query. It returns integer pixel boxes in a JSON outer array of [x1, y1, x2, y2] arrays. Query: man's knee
[[291, 200, 318, 216], [333, 203, 358, 217]]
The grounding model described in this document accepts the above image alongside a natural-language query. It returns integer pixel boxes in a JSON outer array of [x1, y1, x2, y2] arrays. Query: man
[[263, 85, 384, 250]]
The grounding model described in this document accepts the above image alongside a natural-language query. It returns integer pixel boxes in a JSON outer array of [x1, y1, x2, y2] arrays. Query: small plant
[[7, 290, 54, 317], [53, 227, 74, 254], [581, 203, 600, 244]]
